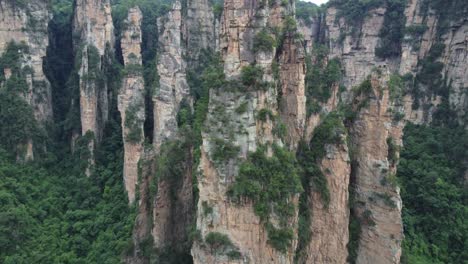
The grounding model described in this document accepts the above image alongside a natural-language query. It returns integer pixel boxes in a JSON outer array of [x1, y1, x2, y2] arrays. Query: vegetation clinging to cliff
[[228, 145, 302, 252], [0, 42, 44, 157]]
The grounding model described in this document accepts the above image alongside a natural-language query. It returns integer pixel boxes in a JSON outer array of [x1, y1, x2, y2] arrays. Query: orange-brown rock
[[118, 7, 145, 204]]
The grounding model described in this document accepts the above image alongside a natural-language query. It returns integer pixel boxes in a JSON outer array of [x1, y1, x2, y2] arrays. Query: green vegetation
[[346, 211, 362, 264], [253, 29, 276, 53], [388, 74, 404, 101], [235, 101, 249, 114], [386, 137, 398, 166], [211, 138, 240, 164], [295, 112, 346, 260], [240, 64, 266, 90], [305, 45, 342, 116], [332, 0, 385, 26], [296, 1, 320, 24], [205, 232, 240, 258], [375, 0, 406, 58], [210, 0, 224, 20], [404, 24, 428, 50], [303, 112, 345, 205], [124, 102, 144, 143], [0, 120, 135, 263], [0, 42, 45, 157], [398, 124, 467, 264], [228, 145, 302, 252], [257, 108, 274, 122]]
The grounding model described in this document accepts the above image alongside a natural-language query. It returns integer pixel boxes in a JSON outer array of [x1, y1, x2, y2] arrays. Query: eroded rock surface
[[118, 7, 145, 204]]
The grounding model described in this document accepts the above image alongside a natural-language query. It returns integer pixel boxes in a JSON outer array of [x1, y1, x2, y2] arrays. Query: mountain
[[0, 0, 466, 263]]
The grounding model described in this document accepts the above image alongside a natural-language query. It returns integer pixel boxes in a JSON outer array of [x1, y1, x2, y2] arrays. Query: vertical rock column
[[151, 1, 193, 250], [323, 5, 405, 263], [279, 34, 306, 149], [297, 135, 351, 264], [186, 0, 216, 63], [153, 1, 190, 150], [73, 0, 114, 149], [0, 0, 53, 160], [118, 7, 145, 204], [192, 1, 301, 263], [351, 75, 404, 264]]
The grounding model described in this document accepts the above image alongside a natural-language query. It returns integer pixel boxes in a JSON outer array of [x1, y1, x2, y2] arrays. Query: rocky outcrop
[[125, 148, 157, 264], [326, 6, 389, 93], [350, 74, 404, 264], [297, 17, 320, 55], [219, 0, 256, 76], [150, 1, 194, 252], [301, 138, 351, 264], [118, 7, 145, 204], [153, 1, 189, 150], [279, 35, 306, 149], [399, 0, 467, 124], [0, 0, 52, 160], [192, 0, 303, 263], [441, 19, 467, 124], [73, 0, 114, 144], [323, 5, 406, 263], [186, 0, 216, 63]]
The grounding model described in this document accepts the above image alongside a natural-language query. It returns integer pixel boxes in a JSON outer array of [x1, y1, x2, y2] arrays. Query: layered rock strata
[[153, 1, 190, 150]]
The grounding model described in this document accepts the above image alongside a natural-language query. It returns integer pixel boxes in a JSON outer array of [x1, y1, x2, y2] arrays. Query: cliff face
[[73, 0, 114, 146], [399, 0, 468, 124], [301, 138, 351, 263], [350, 74, 404, 264], [191, 0, 306, 263], [118, 7, 145, 204], [0, 0, 52, 160], [153, 1, 190, 149], [186, 0, 216, 64], [7, 0, 460, 263]]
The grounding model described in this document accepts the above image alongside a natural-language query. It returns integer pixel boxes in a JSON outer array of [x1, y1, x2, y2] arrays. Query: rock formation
[[73, 0, 114, 145], [350, 74, 404, 264], [186, 0, 216, 64], [153, 1, 190, 150], [0, 0, 52, 160], [118, 7, 145, 204], [192, 0, 305, 263], [61, 0, 468, 263], [301, 138, 351, 263], [150, 0, 194, 253]]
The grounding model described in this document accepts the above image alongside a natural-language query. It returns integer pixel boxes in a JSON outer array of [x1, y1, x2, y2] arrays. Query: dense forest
[[0, 0, 466, 263]]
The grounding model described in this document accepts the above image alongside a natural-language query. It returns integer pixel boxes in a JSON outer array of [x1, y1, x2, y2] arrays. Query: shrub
[[240, 65, 264, 88], [257, 108, 274, 122], [205, 232, 234, 252], [124, 102, 144, 143], [253, 29, 276, 53], [202, 201, 213, 216], [346, 215, 362, 264], [386, 137, 398, 165], [266, 225, 294, 253], [272, 121, 287, 140], [388, 74, 403, 101], [211, 138, 240, 164]]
